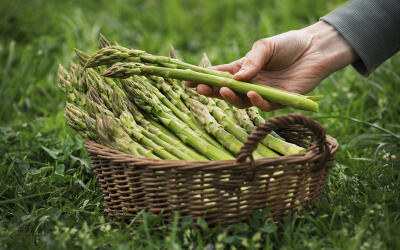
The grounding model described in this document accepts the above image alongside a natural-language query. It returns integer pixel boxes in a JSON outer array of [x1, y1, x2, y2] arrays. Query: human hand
[[185, 21, 358, 111]]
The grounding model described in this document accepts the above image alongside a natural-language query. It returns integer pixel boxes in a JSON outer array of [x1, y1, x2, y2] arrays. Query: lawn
[[0, 0, 399, 249]]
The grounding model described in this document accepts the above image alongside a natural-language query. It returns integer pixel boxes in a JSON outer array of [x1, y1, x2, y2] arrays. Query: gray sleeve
[[321, 0, 400, 76]]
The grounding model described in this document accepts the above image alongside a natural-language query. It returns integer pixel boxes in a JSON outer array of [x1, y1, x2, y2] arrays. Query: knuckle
[[253, 38, 268, 48]]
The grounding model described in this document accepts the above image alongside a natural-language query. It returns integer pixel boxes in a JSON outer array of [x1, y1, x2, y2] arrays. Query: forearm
[[321, 0, 400, 76]]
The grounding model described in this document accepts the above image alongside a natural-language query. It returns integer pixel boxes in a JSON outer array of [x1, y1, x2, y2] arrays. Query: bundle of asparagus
[[85, 45, 322, 112], [58, 34, 306, 161]]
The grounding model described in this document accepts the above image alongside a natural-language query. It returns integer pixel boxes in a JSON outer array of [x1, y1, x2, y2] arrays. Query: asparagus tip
[[99, 33, 111, 49], [101, 62, 136, 78], [169, 45, 180, 59], [199, 53, 212, 68]]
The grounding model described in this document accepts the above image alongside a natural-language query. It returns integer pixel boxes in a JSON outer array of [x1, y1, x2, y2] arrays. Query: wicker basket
[[85, 113, 338, 225]]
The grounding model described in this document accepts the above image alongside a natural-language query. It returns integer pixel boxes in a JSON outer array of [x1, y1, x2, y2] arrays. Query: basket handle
[[236, 113, 330, 164], [213, 113, 331, 191]]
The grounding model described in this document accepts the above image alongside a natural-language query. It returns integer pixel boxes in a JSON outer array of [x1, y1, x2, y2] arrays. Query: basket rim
[[84, 134, 338, 171]]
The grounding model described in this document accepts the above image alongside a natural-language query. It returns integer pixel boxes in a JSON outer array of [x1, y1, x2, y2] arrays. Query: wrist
[[303, 20, 358, 74]]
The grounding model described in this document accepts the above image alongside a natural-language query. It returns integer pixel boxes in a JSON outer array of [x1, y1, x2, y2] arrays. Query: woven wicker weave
[[85, 113, 338, 225]]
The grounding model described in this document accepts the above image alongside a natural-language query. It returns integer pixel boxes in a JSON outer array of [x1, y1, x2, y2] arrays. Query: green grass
[[1, 0, 399, 249]]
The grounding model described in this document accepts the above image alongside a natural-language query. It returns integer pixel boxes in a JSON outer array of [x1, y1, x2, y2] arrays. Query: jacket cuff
[[321, 0, 400, 76]]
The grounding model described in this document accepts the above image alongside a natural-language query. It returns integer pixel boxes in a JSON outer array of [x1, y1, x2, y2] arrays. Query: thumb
[[234, 39, 274, 81]]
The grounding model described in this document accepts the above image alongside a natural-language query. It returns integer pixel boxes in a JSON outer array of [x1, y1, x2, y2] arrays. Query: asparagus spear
[[189, 99, 269, 158], [233, 107, 259, 133], [150, 76, 190, 114], [119, 111, 201, 161], [179, 69, 293, 156], [199, 53, 212, 68], [79, 44, 206, 159], [58, 65, 88, 106], [57, 65, 70, 93], [198, 53, 236, 120], [80, 65, 207, 160], [71, 84, 157, 159], [246, 107, 265, 127], [97, 114, 157, 158], [74, 49, 90, 67], [83, 70, 114, 110], [99, 33, 111, 49], [118, 111, 178, 160], [87, 86, 107, 108], [119, 77, 234, 160], [147, 76, 233, 154], [168, 45, 180, 60], [65, 102, 90, 137], [85, 45, 233, 78], [65, 102, 148, 157], [129, 75, 229, 153], [233, 107, 306, 155], [61, 56, 210, 160], [207, 104, 279, 157], [101, 62, 319, 112], [74, 48, 209, 160]]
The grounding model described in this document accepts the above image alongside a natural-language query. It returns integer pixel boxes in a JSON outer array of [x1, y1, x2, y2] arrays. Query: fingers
[[212, 59, 243, 75], [186, 83, 284, 112], [234, 39, 275, 81], [184, 81, 198, 88], [219, 87, 251, 109], [197, 84, 221, 98], [247, 91, 283, 112]]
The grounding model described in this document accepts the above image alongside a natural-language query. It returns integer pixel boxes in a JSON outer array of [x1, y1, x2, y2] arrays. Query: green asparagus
[[101, 62, 319, 112], [119, 78, 234, 160]]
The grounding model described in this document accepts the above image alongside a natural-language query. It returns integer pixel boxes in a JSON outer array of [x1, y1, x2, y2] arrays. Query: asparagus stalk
[[199, 53, 212, 68], [86, 42, 207, 160], [180, 74, 284, 156], [147, 76, 233, 154], [233, 107, 306, 155], [198, 53, 236, 120], [150, 76, 190, 114], [69, 62, 88, 93], [61, 53, 209, 160], [87, 86, 107, 108], [85, 45, 233, 78], [142, 115, 208, 161], [57, 65, 70, 93], [119, 77, 234, 160], [119, 111, 201, 161], [207, 104, 279, 157], [129, 75, 229, 153], [58, 65, 88, 107], [97, 114, 157, 158], [168, 45, 180, 60], [80, 51, 208, 161], [74, 49, 90, 67], [99, 33, 111, 49], [65, 102, 148, 157], [101, 62, 319, 112], [58, 66, 158, 158], [65, 102, 90, 137], [215, 99, 235, 120], [233, 107, 259, 133], [83, 66, 205, 160], [246, 107, 265, 127], [189, 99, 268, 158], [75, 48, 124, 91], [83, 70, 114, 110], [118, 111, 178, 160]]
